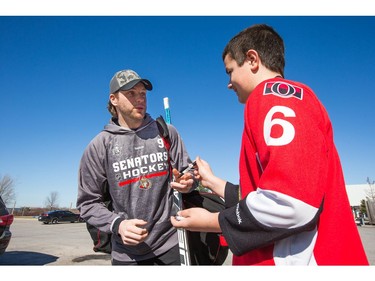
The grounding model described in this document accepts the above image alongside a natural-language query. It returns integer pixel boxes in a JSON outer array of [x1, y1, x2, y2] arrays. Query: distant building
[[346, 184, 371, 207], [346, 184, 375, 224]]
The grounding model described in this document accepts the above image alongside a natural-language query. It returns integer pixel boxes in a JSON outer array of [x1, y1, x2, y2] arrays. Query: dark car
[[38, 210, 83, 224], [0, 196, 14, 255]]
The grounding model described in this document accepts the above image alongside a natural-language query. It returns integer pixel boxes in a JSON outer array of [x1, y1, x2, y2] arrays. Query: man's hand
[[170, 168, 194, 193], [118, 219, 148, 245]]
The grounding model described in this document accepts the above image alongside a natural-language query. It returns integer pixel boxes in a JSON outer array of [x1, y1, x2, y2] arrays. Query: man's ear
[[109, 93, 118, 106]]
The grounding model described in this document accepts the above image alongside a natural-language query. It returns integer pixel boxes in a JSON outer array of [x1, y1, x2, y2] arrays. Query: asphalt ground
[[0, 217, 374, 266], [0, 217, 111, 265]]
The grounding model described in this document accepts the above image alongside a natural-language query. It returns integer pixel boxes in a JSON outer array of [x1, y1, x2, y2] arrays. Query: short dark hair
[[222, 24, 285, 77]]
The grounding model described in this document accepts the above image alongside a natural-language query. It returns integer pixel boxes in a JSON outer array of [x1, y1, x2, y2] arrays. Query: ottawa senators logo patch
[[139, 176, 152, 190], [264, 82, 303, 100]]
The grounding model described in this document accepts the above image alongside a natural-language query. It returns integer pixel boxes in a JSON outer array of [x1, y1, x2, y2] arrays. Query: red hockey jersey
[[218, 78, 368, 265]]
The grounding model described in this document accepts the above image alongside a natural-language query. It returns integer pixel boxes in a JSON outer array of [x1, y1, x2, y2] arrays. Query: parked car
[[38, 210, 83, 224], [0, 196, 14, 254]]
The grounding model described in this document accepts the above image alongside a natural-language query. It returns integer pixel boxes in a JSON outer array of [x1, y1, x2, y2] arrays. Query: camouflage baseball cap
[[109, 69, 153, 94]]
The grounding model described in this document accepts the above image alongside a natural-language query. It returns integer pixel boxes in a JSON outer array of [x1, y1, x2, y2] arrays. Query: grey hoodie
[[77, 113, 193, 261]]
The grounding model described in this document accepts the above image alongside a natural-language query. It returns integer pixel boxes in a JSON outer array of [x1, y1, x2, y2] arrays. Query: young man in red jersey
[[171, 24, 369, 265]]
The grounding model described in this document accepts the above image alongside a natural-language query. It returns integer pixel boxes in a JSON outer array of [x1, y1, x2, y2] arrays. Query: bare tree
[[0, 174, 16, 205], [366, 177, 375, 201], [45, 191, 59, 210]]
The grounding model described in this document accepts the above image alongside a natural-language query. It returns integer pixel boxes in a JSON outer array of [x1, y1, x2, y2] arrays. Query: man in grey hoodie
[[77, 69, 195, 265]]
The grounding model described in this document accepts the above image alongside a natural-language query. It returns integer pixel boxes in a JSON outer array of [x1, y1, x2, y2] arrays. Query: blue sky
[[1, 13, 375, 208]]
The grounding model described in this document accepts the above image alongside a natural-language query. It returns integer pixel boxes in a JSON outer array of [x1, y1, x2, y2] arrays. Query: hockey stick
[[163, 97, 191, 266]]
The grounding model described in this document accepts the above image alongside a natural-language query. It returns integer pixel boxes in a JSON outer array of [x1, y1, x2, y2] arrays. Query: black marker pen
[[178, 161, 197, 178]]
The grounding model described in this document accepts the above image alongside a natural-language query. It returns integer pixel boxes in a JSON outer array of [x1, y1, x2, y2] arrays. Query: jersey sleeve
[[223, 182, 241, 208]]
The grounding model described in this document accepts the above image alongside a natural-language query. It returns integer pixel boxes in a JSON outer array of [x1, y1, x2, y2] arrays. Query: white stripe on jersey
[[246, 188, 318, 228]]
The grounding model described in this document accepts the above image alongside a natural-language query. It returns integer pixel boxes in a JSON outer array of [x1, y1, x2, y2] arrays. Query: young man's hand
[[170, 207, 221, 233], [170, 168, 194, 193], [118, 219, 149, 245]]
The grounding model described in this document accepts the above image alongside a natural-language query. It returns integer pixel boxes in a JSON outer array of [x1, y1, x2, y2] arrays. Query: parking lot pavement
[[357, 225, 375, 265], [0, 217, 111, 265], [0, 217, 374, 265]]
